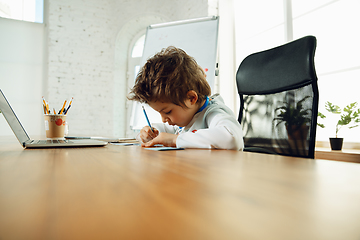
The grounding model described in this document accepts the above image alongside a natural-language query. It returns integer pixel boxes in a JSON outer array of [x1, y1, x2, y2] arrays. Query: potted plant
[[317, 101, 360, 150], [274, 96, 311, 140]]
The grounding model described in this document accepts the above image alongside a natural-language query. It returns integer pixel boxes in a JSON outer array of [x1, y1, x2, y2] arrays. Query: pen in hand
[[142, 106, 153, 132]]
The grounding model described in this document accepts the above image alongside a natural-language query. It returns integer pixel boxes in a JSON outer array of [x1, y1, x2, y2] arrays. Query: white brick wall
[[47, 0, 115, 136], [47, 0, 210, 137]]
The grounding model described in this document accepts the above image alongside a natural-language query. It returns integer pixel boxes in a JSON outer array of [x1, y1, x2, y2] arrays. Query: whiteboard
[[130, 16, 219, 130]]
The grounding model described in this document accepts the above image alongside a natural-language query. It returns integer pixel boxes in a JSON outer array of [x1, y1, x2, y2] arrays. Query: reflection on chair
[[236, 35, 319, 158]]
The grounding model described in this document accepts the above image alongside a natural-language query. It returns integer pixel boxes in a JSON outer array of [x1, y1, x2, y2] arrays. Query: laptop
[[0, 89, 107, 148]]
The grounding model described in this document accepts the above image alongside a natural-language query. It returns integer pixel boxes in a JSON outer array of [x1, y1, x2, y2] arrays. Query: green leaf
[[325, 101, 341, 114], [318, 112, 326, 119], [338, 114, 351, 126], [320, 101, 360, 132]]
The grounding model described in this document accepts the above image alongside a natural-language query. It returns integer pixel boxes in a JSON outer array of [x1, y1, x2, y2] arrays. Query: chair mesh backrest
[[236, 36, 318, 158]]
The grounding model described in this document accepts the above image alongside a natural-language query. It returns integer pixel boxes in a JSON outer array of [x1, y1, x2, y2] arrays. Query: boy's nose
[[161, 116, 168, 123]]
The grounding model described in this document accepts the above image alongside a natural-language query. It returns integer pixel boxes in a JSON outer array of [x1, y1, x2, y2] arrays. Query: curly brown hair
[[127, 46, 211, 107]]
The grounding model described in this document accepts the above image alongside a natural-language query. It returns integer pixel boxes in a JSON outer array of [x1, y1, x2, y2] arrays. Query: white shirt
[[153, 94, 244, 150]]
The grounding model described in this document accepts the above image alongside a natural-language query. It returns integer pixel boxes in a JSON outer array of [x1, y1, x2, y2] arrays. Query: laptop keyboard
[[32, 139, 71, 144]]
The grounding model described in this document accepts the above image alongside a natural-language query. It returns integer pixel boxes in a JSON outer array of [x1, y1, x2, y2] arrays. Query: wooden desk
[[1, 137, 360, 240]]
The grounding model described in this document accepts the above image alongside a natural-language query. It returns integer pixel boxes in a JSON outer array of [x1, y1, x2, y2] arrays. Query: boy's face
[[148, 91, 200, 127]]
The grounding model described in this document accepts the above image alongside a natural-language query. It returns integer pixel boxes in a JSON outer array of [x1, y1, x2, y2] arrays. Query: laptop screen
[[0, 90, 30, 144]]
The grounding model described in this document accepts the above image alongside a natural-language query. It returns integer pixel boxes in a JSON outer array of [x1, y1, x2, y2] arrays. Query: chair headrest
[[236, 35, 317, 95]]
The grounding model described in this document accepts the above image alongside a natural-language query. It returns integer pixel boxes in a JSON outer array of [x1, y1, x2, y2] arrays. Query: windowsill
[[315, 141, 360, 163], [316, 141, 360, 150], [0, 16, 44, 25]]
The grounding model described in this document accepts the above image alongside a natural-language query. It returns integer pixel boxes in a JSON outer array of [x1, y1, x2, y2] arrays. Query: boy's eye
[[164, 110, 172, 114]]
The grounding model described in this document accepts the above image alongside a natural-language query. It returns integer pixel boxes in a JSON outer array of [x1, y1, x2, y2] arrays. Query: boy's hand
[[143, 133, 178, 147], [139, 126, 159, 143]]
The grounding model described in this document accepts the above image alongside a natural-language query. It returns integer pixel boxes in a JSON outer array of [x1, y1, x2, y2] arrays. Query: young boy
[[127, 46, 244, 150]]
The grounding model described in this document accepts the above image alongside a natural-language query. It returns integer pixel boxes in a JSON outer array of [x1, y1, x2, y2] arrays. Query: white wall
[[218, 0, 237, 112], [0, 18, 45, 137]]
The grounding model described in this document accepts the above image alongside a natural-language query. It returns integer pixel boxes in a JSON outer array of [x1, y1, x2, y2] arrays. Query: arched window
[[113, 16, 166, 138], [131, 34, 145, 58], [128, 34, 145, 87], [125, 33, 145, 137]]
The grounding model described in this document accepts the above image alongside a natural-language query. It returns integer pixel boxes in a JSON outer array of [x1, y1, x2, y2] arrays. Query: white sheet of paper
[[144, 147, 185, 151]]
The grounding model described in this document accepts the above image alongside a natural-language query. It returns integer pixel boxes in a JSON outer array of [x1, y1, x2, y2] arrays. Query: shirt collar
[[196, 96, 209, 114]]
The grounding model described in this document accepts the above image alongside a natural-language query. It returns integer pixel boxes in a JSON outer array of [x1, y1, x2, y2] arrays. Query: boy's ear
[[187, 90, 198, 105]]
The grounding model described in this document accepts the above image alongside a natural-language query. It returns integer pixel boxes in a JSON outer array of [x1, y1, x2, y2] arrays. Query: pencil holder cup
[[44, 114, 67, 139]]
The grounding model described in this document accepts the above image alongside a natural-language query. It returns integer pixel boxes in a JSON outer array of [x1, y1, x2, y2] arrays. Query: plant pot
[[329, 138, 343, 150], [286, 125, 309, 140]]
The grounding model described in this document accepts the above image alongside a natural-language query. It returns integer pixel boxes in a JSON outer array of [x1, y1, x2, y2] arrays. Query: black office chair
[[236, 35, 319, 158]]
